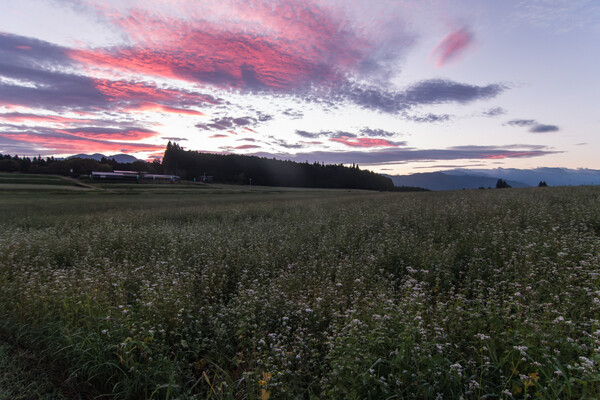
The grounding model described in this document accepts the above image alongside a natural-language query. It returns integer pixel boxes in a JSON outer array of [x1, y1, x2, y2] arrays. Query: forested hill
[[162, 142, 394, 190]]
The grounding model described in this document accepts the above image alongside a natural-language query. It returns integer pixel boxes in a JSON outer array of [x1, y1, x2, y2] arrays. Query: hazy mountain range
[[387, 168, 600, 191], [68, 153, 140, 163]]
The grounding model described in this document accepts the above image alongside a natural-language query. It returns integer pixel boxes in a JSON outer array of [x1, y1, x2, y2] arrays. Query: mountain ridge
[[387, 168, 600, 190], [68, 153, 140, 163]]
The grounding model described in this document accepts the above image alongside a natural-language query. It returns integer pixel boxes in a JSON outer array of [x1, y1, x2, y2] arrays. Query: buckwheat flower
[[450, 363, 463, 377], [513, 345, 528, 355], [579, 356, 594, 370]]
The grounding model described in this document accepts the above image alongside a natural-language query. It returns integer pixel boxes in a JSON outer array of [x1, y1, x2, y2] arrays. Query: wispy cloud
[[253, 145, 560, 165], [359, 128, 402, 137], [0, 125, 164, 155], [403, 113, 451, 123], [295, 129, 405, 148], [507, 119, 537, 127], [0, 112, 92, 125], [506, 119, 559, 133], [196, 116, 260, 132], [482, 107, 506, 117], [330, 136, 404, 148], [332, 79, 504, 113], [296, 129, 402, 139], [295, 130, 353, 139], [529, 124, 559, 133], [430, 26, 474, 68], [56, 127, 158, 141]]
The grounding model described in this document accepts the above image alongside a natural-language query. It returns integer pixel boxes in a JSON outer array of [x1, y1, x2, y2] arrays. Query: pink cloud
[[124, 102, 205, 116], [329, 136, 399, 148], [92, 78, 215, 105], [0, 132, 164, 154], [234, 144, 261, 149], [430, 27, 474, 68], [68, 2, 372, 90], [0, 113, 92, 124], [55, 127, 159, 141]]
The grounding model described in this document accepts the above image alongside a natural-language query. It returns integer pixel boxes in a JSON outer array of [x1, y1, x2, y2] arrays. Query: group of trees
[[495, 179, 511, 189], [0, 154, 162, 176], [1, 143, 395, 191], [162, 142, 394, 190], [495, 178, 550, 188]]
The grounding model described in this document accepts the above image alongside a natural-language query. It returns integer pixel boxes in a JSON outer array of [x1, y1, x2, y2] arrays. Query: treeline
[[0, 154, 162, 176], [1, 144, 396, 190], [389, 186, 430, 192], [163, 142, 394, 190]]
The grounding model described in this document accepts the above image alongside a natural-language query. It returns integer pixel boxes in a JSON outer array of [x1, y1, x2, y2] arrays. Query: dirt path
[[60, 176, 101, 190]]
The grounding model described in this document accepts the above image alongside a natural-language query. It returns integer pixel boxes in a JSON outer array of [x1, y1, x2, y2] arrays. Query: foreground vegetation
[[1, 185, 599, 399]]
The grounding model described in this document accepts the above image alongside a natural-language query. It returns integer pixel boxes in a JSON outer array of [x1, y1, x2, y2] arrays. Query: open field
[[1, 183, 599, 399], [0, 173, 91, 192]]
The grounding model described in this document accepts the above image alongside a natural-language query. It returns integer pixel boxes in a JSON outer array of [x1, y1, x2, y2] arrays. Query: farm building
[[91, 171, 180, 182]]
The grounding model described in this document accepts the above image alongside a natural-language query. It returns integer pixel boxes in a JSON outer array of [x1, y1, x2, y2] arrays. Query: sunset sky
[[1, 0, 599, 174]]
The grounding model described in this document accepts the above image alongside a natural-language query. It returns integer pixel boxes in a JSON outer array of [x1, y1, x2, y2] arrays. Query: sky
[[1, 0, 599, 175]]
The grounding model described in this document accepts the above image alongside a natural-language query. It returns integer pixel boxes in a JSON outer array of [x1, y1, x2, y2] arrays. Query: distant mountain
[[386, 171, 526, 191], [387, 168, 600, 191], [445, 168, 600, 187], [68, 153, 139, 163]]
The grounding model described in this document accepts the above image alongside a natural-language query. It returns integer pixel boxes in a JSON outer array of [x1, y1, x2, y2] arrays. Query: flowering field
[[1, 187, 599, 399]]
